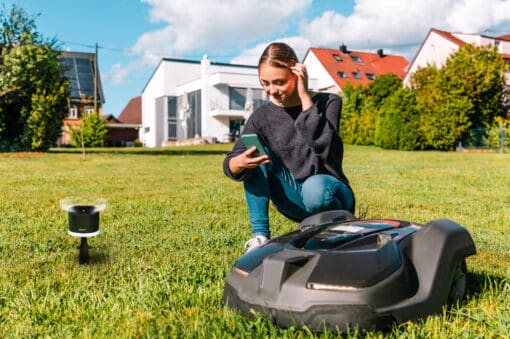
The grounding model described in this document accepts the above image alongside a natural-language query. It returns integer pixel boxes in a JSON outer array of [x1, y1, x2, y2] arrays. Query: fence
[[458, 124, 509, 152]]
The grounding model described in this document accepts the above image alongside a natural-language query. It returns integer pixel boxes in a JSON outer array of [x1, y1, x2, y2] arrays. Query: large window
[[187, 90, 201, 138], [229, 87, 267, 111], [229, 87, 246, 110], [168, 90, 201, 140], [167, 96, 177, 140]]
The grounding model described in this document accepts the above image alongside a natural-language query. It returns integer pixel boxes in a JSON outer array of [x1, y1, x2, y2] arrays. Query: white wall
[[303, 52, 339, 93], [403, 32, 459, 87], [141, 57, 262, 147]]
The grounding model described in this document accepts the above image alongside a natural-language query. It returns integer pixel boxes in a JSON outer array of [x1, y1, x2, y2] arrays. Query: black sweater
[[223, 92, 350, 186]]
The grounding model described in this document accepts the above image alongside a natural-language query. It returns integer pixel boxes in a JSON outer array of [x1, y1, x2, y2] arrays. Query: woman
[[223, 42, 355, 252]]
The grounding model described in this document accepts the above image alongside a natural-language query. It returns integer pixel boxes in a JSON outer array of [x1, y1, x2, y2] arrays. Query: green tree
[[70, 111, 107, 148], [0, 5, 68, 151], [375, 87, 426, 150], [340, 74, 402, 145], [412, 44, 508, 150]]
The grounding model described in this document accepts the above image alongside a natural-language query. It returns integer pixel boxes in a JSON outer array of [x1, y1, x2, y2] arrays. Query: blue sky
[[3, 0, 510, 117]]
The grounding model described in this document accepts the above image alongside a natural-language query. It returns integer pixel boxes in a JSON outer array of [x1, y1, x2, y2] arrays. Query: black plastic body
[[68, 205, 99, 234], [223, 210, 476, 331]]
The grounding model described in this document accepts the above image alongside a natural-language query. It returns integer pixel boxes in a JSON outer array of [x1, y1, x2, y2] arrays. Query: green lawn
[[0, 145, 508, 337]]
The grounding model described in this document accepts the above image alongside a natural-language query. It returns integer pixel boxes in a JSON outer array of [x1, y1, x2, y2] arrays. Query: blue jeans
[[243, 152, 355, 238]]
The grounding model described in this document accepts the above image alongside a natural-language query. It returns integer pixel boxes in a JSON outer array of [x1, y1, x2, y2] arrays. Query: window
[[365, 73, 376, 80], [187, 90, 202, 138], [167, 97, 177, 118], [84, 106, 95, 114], [229, 87, 247, 110], [350, 55, 362, 63], [337, 71, 348, 79], [69, 106, 78, 119], [167, 96, 177, 140], [251, 88, 268, 111], [352, 72, 362, 79], [332, 54, 342, 62]]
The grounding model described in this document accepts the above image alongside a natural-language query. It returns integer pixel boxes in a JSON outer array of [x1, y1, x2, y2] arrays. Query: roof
[[102, 114, 122, 123], [61, 51, 105, 104], [118, 96, 141, 124], [306, 47, 409, 88], [405, 28, 510, 85]]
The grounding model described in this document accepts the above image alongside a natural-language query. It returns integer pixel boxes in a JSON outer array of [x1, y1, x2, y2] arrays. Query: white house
[[141, 56, 270, 147], [303, 46, 409, 93], [403, 28, 510, 87]]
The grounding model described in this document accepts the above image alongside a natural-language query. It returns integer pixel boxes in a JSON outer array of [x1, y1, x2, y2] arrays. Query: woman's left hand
[[291, 63, 312, 110]]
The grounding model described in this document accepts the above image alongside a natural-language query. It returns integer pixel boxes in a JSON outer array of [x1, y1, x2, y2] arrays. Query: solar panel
[[60, 52, 104, 104]]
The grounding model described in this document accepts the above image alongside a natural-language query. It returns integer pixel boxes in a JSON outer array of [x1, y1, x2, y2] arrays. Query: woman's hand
[[228, 147, 270, 175], [291, 63, 312, 110]]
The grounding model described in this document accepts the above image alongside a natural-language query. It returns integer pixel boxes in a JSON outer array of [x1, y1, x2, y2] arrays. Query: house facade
[[141, 49, 403, 147], [141, 56, 274, 147], [57, 51, 105, 146], [303, 45, 409, 93], [403, 28, 510, 87]]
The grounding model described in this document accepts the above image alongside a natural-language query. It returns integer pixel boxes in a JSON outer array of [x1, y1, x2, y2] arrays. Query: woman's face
[[259, 63, 297, 106]]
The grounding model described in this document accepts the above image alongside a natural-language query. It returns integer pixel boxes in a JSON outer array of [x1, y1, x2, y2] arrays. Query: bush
[[375, 88, 426, 150]]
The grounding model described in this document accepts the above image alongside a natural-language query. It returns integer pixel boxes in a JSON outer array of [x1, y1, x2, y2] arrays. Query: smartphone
[[241, 133, 267, 156]]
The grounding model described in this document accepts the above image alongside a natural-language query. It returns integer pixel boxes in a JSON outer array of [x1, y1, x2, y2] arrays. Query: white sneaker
[[244, 235, 269, 252]]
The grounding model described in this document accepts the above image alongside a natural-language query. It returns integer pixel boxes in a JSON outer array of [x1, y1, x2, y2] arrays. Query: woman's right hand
[[228, 147, 270, 175]]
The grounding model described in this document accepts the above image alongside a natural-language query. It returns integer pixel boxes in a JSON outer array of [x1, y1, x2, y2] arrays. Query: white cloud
[[105, 63, 129, 84], [230, 36, 312, 65], [115, 0, 510, 86], [134, 0, 312, 62], [294, 0, 510, 61]]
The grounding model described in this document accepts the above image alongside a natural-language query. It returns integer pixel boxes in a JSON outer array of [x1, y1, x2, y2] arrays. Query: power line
[[58, 39, 241, 60]]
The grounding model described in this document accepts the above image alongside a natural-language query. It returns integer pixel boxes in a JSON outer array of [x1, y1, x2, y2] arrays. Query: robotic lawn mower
[[224, 210, 476, 331]]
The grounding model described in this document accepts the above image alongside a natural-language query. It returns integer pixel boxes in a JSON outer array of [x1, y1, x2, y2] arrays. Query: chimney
[[377, 49, 384, 57], [340, 44, 348, 53]]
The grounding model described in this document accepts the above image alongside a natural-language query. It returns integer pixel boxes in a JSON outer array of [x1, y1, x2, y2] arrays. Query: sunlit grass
[[0, 145, 508, 337]]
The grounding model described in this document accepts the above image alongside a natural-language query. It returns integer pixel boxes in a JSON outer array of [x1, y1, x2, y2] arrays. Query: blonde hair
[[258, 42, 298, 70]]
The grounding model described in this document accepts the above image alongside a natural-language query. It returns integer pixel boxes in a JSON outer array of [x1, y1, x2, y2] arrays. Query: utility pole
[[94, 42, 98, 113]]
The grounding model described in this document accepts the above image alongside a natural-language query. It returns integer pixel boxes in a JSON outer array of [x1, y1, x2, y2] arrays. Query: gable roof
[[404, 28, 510, 86], [102, 114, 122, 123], [118, 96, 141, 124], [306, 47, 409, 88]]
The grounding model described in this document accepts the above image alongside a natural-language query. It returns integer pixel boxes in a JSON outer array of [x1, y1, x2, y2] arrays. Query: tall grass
[[0, 145, 508, 337]]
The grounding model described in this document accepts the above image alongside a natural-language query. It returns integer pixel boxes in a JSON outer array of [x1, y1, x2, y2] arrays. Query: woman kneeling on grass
[[223, 42, 355, 252]]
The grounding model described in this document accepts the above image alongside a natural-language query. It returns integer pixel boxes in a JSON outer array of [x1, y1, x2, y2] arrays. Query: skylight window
[[332, 54, 342, 62], [350, 55, 362, 63], [337, 71, 348, 79], [365, 73, 376, 80], [352, 72, 361, 79]]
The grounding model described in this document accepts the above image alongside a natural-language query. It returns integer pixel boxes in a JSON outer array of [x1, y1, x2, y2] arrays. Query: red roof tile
[[118, 96, 141, 124], [308, 47, 409, 88]]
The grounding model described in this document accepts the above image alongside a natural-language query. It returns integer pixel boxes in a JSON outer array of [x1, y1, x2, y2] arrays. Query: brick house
[[57, 51, 105, 146]]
